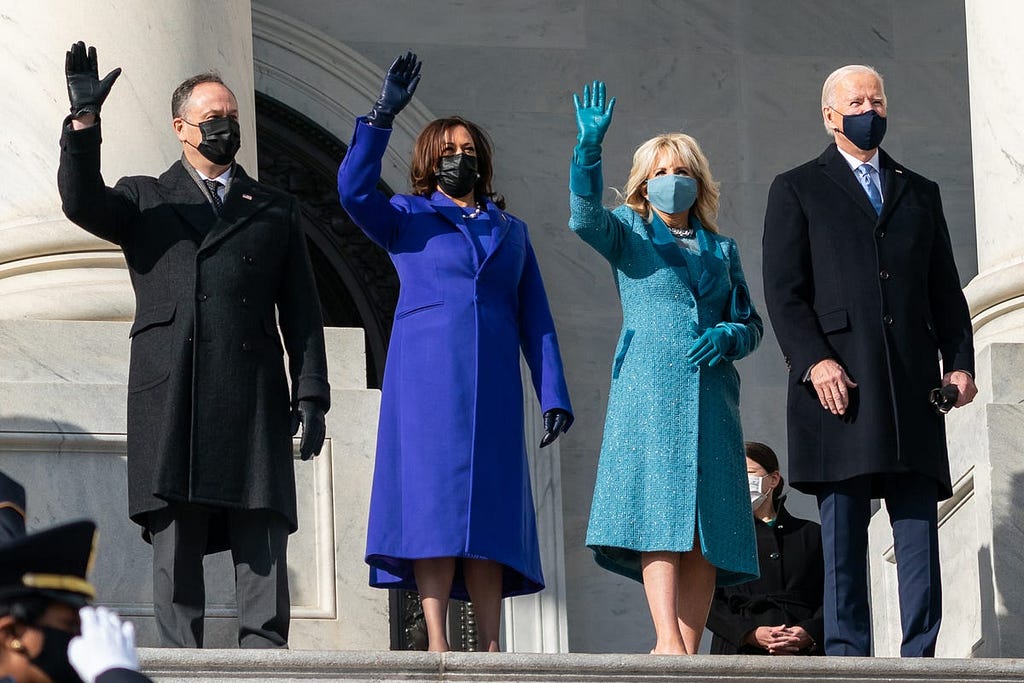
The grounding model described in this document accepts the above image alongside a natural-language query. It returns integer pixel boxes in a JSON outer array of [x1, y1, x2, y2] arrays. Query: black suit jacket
[[57, 119, 329, 543], [707, 504, 824, 655], [762, 144, 973, 499]]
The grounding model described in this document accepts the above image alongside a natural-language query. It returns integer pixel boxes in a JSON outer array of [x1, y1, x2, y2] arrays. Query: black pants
[[148, 502, 290, 648], [817, 473, 941, 657]]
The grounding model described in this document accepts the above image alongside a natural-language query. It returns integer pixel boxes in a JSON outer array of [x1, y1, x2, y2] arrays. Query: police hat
[[0, 471, 26, 544], [0, 520, 97, 607]]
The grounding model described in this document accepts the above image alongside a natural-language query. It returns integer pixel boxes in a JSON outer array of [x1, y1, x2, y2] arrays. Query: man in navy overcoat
[[762, 64, 977, 656]]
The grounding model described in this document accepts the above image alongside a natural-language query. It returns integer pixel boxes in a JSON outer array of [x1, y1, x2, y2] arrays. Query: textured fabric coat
[[707, 502, 825, 655], [762, 145, 974, 499], [58, 120, 330, 546], [569, 159, 760, 587], [337, 119, 572, 599]]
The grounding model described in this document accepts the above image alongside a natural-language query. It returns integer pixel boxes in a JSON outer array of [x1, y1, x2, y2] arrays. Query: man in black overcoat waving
[[762, 64, 977, 657], [56, 42, 330, 648]]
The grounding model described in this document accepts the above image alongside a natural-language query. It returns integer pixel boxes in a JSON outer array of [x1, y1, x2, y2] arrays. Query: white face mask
[[749, 474, 771, 510]]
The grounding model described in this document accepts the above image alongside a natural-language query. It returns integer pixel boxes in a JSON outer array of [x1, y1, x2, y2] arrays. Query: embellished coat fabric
[[58, 120, 330, 547], [762, 145, 974, 498], [338, 119, 572, 599], [569, 159, 759, 587]]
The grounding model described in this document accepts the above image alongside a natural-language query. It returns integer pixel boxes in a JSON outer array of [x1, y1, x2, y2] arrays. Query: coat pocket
[[817, 309, 849, 335], [395, 300, 444, 320], [128, 302, 176, 393], [612, 329, 635, 379]]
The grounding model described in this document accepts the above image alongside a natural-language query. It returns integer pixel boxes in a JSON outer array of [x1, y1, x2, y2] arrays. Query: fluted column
[[963, 3, 1024, 346], [0, 2, 256, 320]]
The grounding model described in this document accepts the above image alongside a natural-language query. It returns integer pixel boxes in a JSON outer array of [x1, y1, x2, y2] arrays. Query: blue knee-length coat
[[569, 159, 759, 587], [338, 118, 572, 599]]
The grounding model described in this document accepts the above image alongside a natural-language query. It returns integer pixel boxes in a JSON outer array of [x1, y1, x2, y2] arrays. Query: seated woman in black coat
[[706, 442, 825, 655]]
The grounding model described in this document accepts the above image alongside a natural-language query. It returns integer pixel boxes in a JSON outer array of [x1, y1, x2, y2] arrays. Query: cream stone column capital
[[0, 1, 256, 320]]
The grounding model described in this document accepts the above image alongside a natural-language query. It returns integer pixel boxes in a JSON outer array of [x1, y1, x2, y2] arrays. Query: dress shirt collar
[[836, 146, 880, 175]]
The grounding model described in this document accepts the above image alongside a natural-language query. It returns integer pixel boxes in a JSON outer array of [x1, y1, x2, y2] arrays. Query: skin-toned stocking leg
[[641, 551, 687, 654], [413, 557, 456, 652], [464, 558, 504, 652]]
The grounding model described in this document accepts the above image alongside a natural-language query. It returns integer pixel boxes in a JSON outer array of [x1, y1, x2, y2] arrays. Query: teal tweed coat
[[570, 159, 760, 586]]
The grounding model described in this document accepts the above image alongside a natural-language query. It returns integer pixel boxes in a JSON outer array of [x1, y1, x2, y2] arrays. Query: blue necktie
[[856, 164, 882, 215]]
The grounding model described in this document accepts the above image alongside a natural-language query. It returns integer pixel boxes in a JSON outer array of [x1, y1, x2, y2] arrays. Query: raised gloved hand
[[572, 80, 615, 166], [291, 399, 326, 460], [366, 51, 422, 129], [539, 408, 573, 448], [686, 324, 737, 368], [68, 606, 140, 683], [65, 41, 121, 118]]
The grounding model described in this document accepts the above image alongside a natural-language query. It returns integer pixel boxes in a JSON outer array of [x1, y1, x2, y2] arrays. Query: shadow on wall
[[989, 468, 1024, 657]]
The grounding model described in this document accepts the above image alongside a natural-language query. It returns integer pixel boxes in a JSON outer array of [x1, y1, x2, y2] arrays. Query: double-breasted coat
[[57, 119, 330, 545], [569, 158, 760, 587], [762, 144, 974, 499], [337, 118, 572, 599], [707, 502, 825, 654]]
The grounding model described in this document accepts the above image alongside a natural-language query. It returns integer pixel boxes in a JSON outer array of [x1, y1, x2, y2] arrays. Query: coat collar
[[818, 143, 908, 225], [159, 161, 274, 249], [428, 191, 512, 271]]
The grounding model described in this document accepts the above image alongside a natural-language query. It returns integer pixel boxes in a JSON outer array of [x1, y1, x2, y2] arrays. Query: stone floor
[[138, 649, 1024, 682]]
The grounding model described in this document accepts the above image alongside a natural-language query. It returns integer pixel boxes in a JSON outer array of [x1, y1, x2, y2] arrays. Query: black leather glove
[[65, 41, 121, 118], [540, 409, 573, 448], [366, 51, 422, 129], [291, 399, 326, 460]]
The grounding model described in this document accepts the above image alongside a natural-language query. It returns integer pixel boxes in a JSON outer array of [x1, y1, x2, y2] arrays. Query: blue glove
[[686, 325, 737, 368], [572, 80, 615, 166], [367, 52, 422, 128], [540, 408, 573, 448]]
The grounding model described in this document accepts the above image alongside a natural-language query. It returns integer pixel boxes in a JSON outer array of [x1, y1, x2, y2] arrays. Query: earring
[[9, 638, 25, 652]]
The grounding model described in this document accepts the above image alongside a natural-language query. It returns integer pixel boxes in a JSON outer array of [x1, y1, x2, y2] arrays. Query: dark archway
[[254, 93, 398, 388]]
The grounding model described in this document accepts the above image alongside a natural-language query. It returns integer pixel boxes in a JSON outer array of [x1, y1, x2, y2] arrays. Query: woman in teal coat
[[569, 82, 761, 655]]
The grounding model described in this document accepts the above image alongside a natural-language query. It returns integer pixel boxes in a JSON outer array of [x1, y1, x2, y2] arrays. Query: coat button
[[186, 336, 193, 343], [879, 270, 890, 280], [241, 296, 248, 305], [243, 254, 254, 264], [875, 230, 886, 239], [241, 341, 252, 352], [769, 552, 780, 560], [883, 314, 894, 325], [197, 293, 208, 302]]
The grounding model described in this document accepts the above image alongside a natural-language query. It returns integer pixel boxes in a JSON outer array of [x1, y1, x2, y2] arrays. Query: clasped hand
[[746, 624, 814, 655], [686, 325, 735, 367], [572, 80, 615, 166]]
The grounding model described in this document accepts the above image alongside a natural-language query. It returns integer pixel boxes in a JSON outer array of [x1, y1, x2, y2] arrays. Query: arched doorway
[[254, 92, 397, 388]]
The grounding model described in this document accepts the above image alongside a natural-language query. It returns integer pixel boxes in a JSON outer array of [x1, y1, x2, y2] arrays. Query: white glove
[[68, 606, 140, 683]]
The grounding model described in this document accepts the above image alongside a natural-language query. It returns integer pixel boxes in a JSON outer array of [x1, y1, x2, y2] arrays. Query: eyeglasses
[[929, 385, 959, 415]]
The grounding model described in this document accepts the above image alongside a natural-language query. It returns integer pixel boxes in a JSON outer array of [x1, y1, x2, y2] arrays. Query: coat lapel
[[819, 144, 879, 222], [429, 192, 480, 271], [479, 202, 513, 269], [877, 149, 909, 226], [160, 162, 217, 238], [199, 166, 274, 253]]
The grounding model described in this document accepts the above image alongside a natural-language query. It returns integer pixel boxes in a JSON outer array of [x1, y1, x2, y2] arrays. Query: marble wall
[[255, 0, 976, 653]]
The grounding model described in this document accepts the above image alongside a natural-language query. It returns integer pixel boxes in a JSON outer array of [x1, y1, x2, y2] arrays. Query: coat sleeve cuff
[[60, 115, 102, 151], [569, 159, 603, 198], [294, 376, 331, 411]]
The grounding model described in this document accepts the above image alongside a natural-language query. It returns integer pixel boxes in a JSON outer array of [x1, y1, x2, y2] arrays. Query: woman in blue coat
[[337, 54, 573, 652], [568, 82, 760, 655]]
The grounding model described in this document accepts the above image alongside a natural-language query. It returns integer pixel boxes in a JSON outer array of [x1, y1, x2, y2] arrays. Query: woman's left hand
[[540, 408, 573, 447], [686, 325, 735, 367]]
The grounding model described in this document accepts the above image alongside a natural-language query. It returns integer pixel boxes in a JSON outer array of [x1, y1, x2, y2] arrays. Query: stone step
[[138, 649, 1024, 683]]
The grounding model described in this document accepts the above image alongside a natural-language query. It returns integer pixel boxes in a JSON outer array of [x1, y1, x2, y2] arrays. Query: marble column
[[868, 1, 1024, 657], [0, 1, 256, 320]]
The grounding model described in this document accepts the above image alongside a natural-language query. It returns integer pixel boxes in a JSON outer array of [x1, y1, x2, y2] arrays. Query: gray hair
[[821, 64, 886, 136]]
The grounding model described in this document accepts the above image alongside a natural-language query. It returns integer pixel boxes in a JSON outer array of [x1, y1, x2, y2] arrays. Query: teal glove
[[572, 80, 615, 166], [687, 325, 737, 367]]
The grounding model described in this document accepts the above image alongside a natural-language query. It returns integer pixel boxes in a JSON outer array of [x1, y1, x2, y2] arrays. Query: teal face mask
[[646, 174, 698, 214]]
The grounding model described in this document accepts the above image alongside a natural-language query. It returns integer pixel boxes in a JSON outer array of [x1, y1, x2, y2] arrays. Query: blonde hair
[[821, 64, 886, 136], [622, 133, 720, 234]]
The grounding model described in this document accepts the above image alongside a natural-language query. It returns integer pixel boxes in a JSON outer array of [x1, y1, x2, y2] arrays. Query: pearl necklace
[[461, 204, 484, 220], [667, 224, 695, 239]]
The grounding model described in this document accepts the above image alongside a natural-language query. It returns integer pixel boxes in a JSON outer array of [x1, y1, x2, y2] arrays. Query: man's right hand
[[809, 358, 857, 415], [65, 41, 121, 123]]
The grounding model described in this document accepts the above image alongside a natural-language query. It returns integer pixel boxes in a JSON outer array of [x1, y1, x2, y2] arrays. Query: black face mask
[[31, 626, 84, 683], [436, 153, 479, 199], [184, 116, 241, 165], [833, 108, 887, 151]]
